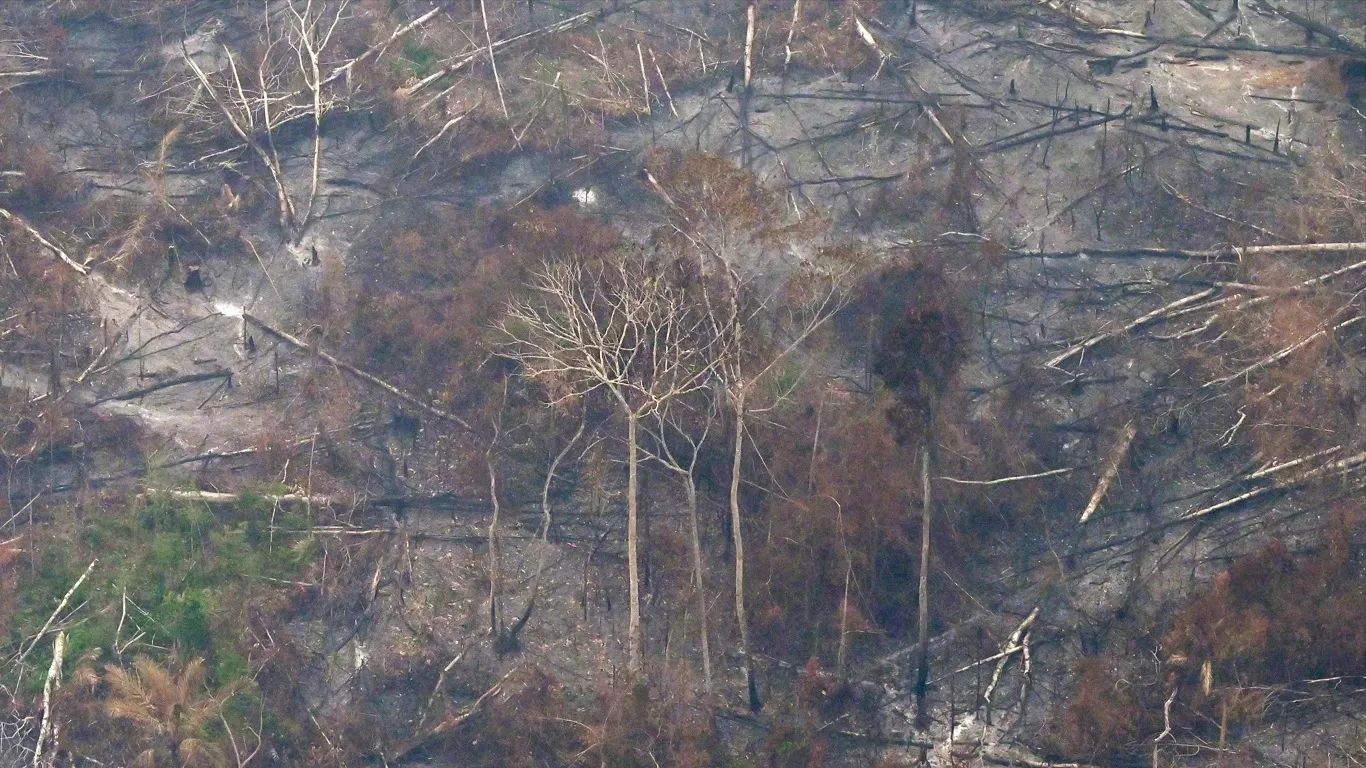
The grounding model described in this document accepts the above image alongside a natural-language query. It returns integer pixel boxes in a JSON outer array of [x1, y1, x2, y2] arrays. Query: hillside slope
[[1, 1, 1363, 766]]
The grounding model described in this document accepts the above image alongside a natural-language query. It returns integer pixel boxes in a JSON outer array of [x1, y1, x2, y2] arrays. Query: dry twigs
[[1046, 246, 1366, 368]]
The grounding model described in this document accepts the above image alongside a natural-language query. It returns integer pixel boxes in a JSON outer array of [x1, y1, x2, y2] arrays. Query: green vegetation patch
[[6, 488, 318, 691], [398, 39, 441, 79]]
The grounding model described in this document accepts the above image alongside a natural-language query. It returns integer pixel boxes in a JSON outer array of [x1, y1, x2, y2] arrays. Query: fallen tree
[[241, 309, 473, 431]]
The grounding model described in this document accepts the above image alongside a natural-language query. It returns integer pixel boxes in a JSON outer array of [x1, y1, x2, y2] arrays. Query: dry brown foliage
[[98, 656, 234, 768], [1049, 655, 1145, 761], [1212, 251, 1365, 459], [347, 204, 620, 411], [1164, 510, 1366, 692], [750, 389, 967, 659]]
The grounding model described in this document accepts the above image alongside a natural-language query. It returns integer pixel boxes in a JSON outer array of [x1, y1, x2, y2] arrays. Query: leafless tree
[[647, 153, 858, 708], [485, 380, 509, 640], [502, 412, 588, 645], [700, 253, 851, 711], [0, 697, 34, 768], [495, 253, 723, 675], [643, 401, 718, 696], [915, 437, 932, 727], [180, 0, 349, 245]]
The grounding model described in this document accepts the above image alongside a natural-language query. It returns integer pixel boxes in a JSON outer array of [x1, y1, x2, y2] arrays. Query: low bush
[[1050, 507, 1365, 760]]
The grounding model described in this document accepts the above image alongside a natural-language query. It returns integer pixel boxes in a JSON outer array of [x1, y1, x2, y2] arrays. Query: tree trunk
[[730, 395, 761, 711], [486, 453, 502, 638], [508, 416, 585, 641], [915, 436, 933, 727], [626, 410, 643, 675], [33, 631, 65, 768], [685, 474, 714, 696]]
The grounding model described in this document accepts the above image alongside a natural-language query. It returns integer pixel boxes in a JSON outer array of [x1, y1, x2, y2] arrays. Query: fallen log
[[241, 310, 472, 431], [1078, 422, 1137, 524], [1202, 314, 1365, 388], [12, 560, 95, 668], [983, 606, 1040, 706], [322, 5, 443, 90], [32, 631, 65, 768], [141, 489, 347, 507], [0, 67, 141, 81], [99, 369, 231, 403], [1045, 246, 1366, 367], [1181, 451, 1366, 522], [1251, 0, 1366, 55], [938, 467, 1075, 486], [0, 207, 87, 274], [141, 488, 491, 515], [1016, 241, 1366, 263], [1047, 288, 1221, 368], [393, 668, 517, 761]]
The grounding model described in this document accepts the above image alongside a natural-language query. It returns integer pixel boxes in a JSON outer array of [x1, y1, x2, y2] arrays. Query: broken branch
[[0, 207, 87, 274]]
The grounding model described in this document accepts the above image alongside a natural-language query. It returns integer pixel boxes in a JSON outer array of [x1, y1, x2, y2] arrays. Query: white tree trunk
[[626, 410, 643, 674], [685, 475, 713, 695], [730, 396, 759, 710]]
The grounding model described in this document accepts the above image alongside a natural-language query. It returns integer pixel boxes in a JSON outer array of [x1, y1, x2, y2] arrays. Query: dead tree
[[495, 253, 722, 676], [644, 400, 718, 696], [180, 0, 349, 245], [485, 380, 509, 642], [700, 255, 849, 712], [501, 413, 588, 646], [647, 154, 857, 709]]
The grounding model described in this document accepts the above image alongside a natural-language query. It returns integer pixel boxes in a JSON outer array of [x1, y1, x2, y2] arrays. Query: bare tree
[[495, 253, 722, 675], [180, 0, 349, 245], [490, 407, 589, 651], [485, 380, 509, 641], [700, 254, 850, 712], [646, 152, 857, 708], [502, 412, 588, 645], [643, 401, 718, 696], [915, 436, 932, 727], [0, 681, 34, 768]]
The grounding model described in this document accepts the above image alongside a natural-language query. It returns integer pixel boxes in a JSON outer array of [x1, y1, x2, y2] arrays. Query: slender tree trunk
[[741, 3, 756, 169], [915, 432, 933, 727], [685, 474, 713, 696], [509, 416, 585, 640], [302, 34, 322, 241], [730, 394, 760, 711], [837, 554, 852, 678], [626, 410, 643, 675], [486, 453, 502, 638]]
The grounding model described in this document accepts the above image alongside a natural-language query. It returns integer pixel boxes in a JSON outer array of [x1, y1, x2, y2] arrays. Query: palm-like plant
[[103, 656, 231, 768]]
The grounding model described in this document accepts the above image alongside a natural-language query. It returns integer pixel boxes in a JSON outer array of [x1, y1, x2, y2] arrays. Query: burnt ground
[[1, 0, 1364, 765]]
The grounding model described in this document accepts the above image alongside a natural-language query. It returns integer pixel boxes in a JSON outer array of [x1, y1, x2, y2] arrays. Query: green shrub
[[6, 488, 317, 694]]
